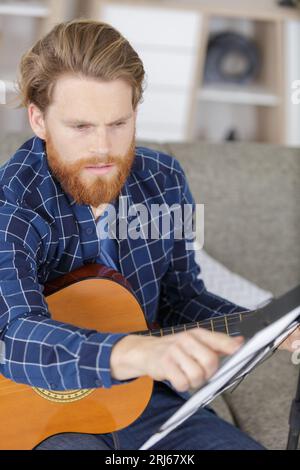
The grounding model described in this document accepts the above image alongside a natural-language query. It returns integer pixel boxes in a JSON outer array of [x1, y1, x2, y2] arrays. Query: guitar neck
[[137, 309, 259, 338]]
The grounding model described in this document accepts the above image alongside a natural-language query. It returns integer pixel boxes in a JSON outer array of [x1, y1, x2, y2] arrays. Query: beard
[[45, 133, 136, 207]]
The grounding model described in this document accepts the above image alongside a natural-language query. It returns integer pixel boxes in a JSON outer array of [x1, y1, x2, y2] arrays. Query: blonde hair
[[17, 19, 145, 113]]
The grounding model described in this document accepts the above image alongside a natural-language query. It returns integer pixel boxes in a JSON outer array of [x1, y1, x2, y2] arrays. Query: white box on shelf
[[136, 123, 186, 143], [100, 3, 200, 49], [98, 1, 202, 142], [135, 46, 198, 90], [138, 87, 190, 127]]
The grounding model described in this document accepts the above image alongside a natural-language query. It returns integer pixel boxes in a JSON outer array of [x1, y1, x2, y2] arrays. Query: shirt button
[[86, 227, 94, 236], [95, 379, 102, 387]]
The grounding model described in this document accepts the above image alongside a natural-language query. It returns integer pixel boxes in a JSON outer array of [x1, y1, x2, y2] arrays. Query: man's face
[[30, 75, 137, 207]]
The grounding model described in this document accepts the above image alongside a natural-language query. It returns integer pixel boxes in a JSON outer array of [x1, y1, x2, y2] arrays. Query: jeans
[[36, 382, 265, 450]]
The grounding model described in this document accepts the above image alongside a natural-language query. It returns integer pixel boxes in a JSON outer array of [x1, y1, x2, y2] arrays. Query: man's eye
[[114, 122, 125, 127], [75, 125, 90, 130]]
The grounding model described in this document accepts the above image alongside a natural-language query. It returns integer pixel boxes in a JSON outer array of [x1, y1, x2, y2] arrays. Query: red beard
[[45, 133, 135, 207]]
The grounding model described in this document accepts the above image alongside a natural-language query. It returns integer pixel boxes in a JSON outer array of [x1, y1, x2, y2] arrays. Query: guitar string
[[2, 326, 293, 399], [146, 310, 256, 336], [178, 310, 254, 330], [0, 312, 257, 395]]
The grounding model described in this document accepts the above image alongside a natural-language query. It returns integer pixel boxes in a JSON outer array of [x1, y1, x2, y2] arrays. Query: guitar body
[[0, 265, 153, 450]]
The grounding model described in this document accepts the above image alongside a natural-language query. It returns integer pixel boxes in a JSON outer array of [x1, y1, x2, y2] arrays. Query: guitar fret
[[153, 331, 162, 337], [212, 318, 226, 333], [225, 314, 243, 336], [224, 316, 229, 335], [210, 319, 214, 332]]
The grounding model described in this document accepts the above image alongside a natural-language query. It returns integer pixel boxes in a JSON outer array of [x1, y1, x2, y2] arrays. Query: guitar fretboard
[[136, 309, 258, 338]]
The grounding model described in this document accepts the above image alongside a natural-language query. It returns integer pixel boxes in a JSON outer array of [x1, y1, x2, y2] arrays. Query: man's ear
[[27, 103, 47, 140]]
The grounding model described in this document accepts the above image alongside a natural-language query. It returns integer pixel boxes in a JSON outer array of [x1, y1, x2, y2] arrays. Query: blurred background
[[0, 0, 300, 145], [0, 4, 300, 447]]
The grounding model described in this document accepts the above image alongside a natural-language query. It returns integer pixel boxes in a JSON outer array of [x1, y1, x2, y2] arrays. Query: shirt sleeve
[[0, 197, 128, 390], [157, 160, 248, 328]]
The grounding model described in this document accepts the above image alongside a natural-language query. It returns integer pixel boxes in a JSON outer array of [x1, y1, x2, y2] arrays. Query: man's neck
[[90, 204, 108, 222]]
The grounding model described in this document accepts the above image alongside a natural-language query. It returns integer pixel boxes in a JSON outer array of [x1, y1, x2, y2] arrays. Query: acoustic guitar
[[0, 263, 254, 450]]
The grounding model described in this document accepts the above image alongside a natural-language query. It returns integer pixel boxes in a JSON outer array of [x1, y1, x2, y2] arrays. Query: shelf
[[197, 84, 280, 107], [0, 78, 17, 95], [0, 1, 49, 17], [147, 0, 300, 21]]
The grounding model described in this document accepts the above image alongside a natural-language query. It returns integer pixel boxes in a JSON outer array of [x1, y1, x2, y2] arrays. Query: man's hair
[[17, 19, 145, 113]]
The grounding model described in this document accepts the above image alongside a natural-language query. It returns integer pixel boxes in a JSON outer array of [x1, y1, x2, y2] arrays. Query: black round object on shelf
[[278, 0, 298, 7], [204, 32, 260, 84]]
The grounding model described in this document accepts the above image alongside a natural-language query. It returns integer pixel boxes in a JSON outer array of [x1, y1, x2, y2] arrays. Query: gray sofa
[[1, 133, 300, 450]]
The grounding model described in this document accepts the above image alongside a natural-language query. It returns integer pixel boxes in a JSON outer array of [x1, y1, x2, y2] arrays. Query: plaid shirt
[[0, 136, 245, 391]]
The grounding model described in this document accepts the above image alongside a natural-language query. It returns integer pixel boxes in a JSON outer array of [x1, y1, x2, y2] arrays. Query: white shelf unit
[[0, 2, 49, 17], [1, 0, 300, 146], [91, 0, 300, 145], [94, 1, 203, 143], [0, 0, 78, 137], [198, 84, 280, 107], [195, 14, 287, 144], [1, 79, 16, 94]]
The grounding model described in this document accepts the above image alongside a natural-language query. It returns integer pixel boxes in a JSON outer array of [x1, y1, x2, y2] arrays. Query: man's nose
[[89, 128, 110, 156]]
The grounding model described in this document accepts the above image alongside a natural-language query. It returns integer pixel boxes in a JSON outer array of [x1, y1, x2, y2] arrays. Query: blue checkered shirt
[[0, 136, 245, 391]]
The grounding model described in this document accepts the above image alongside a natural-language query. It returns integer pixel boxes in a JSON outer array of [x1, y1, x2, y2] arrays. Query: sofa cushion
[[196, 248, 273, 310], [223, 351, 299, 450]]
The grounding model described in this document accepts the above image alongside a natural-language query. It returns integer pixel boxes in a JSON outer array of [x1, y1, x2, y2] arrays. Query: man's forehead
[[62, 113, 134, 126], [52, 75, 133, 98], [49, 76, 134, 119]]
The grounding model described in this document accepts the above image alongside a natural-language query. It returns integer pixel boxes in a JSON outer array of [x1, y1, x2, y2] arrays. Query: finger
[[187, 327, 244, 355], [164, 354, 195, 392], [167, 342, 214, 389], [179, 333, 220, 377], [177, 339, 220, 383]]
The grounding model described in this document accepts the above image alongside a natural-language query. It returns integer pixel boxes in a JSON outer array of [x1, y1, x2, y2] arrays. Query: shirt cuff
[[78, 332, 134, 389]]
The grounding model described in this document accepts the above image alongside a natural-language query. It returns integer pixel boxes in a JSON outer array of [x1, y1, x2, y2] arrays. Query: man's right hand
[[110, 328, 244, 392]]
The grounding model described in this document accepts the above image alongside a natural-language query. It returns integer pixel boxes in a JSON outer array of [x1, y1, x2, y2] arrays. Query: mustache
[[76, 154, 122, 168]]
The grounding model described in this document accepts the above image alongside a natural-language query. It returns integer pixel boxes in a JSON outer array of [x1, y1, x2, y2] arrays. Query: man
[[0, 20, 298, 450]]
